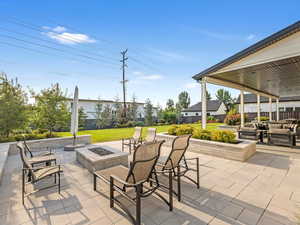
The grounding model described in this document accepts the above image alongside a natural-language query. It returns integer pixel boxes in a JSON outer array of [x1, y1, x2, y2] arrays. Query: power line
[[120, 49, 128, 118]]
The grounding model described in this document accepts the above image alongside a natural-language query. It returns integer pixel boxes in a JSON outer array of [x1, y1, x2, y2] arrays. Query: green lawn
[[55, 123, 223, 143]]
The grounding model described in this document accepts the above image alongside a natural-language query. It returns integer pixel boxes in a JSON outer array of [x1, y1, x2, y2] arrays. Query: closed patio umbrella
[[70, 86, 79, 145]]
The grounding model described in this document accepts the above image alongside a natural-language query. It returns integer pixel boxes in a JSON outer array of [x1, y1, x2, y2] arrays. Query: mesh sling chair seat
[[93, 140, 172, 225], [122, 127, 142, 154], [153, 134, 200, 202], [142, 128, 157, 143], [17, 143, 63, 205]]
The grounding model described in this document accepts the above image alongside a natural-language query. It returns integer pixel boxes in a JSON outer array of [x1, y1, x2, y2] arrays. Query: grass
[[55, 123, 223, 143]]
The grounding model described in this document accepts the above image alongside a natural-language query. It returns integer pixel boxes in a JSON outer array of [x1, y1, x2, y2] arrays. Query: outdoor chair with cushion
[[267, 128, 296, 147], [153, 134, 199, 202], [17, 143, 63, 205], [238, 127, 261, 141], [122, 127, 143, 154], [23, 137, 54, 158], [94, 141, 170, 225], [142, 127, 156, 143]]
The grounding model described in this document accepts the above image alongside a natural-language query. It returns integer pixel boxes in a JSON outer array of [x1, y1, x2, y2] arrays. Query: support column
[[240, 91, 245, 127], [269, 97, 272, 121], [276, 99, 279, 121], [201, 78, 207, 129], [257, 94, 261, 122]]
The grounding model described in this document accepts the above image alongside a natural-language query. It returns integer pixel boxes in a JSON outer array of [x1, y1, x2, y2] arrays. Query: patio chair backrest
[[22, 138, 33, 157], [145, 128, 157, 142], [133, 127, 142, 141], [163, 135, 192, 170], [17, 143, 33, 171], [127, 140, 164, 184]]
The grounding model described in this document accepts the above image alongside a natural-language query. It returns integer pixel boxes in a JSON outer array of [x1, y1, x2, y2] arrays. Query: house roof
[[66, 98, 145, 105], [236, 94, 300, 104], [182, 100, 222, 112], [193, 21, 300, 80]]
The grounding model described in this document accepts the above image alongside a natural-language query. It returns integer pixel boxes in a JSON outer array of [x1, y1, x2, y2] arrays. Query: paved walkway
[[1, 141, 300, 225]]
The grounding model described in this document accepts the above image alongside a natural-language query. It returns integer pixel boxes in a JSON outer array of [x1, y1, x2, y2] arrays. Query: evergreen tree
[[166, 99, 175, 111], [0, 73, 28, 137], [99, 104, 112, 128], [144, 98, 154, 126], [78, 107, 87, 130], [216, 89, 235, 112], [128, 94, 138, 121], [94, 97, 103, 129], [178, 91, 191, 109]]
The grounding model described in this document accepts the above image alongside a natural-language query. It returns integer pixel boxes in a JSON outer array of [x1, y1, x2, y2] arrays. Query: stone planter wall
[[7, 135, 92, 155], [156, 133, 256, 162]]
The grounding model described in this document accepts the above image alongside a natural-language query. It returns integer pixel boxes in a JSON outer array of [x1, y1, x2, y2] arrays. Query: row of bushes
[[0, 130, 58, 143], [167, 125, 236, 143]]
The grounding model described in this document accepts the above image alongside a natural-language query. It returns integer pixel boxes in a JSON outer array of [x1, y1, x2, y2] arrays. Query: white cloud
[[185, 82, 199, 89], [42, 26, 96, 45], [133, 71, 143, 76], [141, 74, 163, 80], [246, 34, 256, 41], [52, 26, 67, 33]]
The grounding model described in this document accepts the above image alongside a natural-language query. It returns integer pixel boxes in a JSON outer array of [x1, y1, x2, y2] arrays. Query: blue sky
[[0, 1, 299, 106]]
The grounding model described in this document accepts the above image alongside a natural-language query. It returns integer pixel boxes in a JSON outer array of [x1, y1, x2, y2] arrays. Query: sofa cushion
[[269, 124, 282, 129], [269, 128, 290, 134]]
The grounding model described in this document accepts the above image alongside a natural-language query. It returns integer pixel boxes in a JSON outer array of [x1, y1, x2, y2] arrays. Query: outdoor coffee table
[[76, 144, 129, 172]]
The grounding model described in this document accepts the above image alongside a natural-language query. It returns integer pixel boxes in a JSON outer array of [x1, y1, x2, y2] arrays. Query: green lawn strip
[[55, 123, 223, 143]]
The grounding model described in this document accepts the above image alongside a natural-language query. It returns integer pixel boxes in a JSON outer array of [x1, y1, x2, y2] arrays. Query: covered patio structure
[[193, 21, 300, 129]]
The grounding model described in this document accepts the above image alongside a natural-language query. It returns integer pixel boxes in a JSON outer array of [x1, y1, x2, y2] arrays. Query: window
[[286, 107, 293, 112], [295, 107, 300, 112], [195, 113, 199, 116], [279, 107, 284, 112], [185, 113, 188, 116]]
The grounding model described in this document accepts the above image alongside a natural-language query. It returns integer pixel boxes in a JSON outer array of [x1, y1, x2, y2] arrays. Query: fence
[[246, 112, 300, 121]]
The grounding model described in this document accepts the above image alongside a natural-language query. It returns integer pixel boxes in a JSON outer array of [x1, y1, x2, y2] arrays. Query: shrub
[[176, 125, 194, 135], [192, 129, 211, 140], [0, 132, 59, 143], [255, 116, 269, 121], [168, 125, 179, 135], [224, 113, 241, 125], [134, 121, 144, 127], [211, 130, 236, 143], [207, 116, 216, 122]]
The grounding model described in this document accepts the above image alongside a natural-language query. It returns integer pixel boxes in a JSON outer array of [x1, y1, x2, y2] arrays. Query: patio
[[1, 140, 300, 225]]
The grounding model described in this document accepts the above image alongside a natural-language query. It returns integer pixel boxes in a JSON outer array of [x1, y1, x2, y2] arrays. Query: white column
[[240, 91, 245, 127], [201, 78, 207, 129], [257, 94, 261, 122], [269, 97, 272, 121], [276, 99, 279, 121]]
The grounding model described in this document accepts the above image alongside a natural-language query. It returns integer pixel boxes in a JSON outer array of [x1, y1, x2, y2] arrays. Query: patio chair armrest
[[184, 157, 199, 161], [153, 168, 173, 174], [32, 165, 61, 171], [110, 175, 142, 187]]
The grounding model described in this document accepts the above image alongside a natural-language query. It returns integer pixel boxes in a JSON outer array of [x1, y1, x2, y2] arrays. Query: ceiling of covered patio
[[193, 21, 300, 98]]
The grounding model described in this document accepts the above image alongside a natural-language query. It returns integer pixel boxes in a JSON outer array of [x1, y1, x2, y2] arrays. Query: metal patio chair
[[17, 143, 63, 205], [142, 127, 157, 143], [94, 140, 171, 225], [122, 127, 142, 154], [23, 137, 54, 158], [153, 134, 199, 202]]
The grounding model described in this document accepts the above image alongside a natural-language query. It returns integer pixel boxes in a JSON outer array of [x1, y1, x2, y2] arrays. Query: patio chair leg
[[177, 167, 181, 202], [93, 174, 97, 191], [169, 171, 173, 211], [22, 169, 25, 205], [110, 177, 114, 208], [122, 139, 124, 152], [136, 184, 142, 225], [58, 172, 61, 194], [196, 158, 200, 189], [54, 173, 57, 184]]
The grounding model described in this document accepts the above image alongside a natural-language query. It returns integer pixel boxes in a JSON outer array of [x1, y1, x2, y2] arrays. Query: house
[[66, 98, 157, 129], [236, 94, 300, 120], [181, 100, 226, 123]]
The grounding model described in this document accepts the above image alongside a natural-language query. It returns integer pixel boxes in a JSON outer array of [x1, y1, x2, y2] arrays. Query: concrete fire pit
[[76, 144, 129, 172]]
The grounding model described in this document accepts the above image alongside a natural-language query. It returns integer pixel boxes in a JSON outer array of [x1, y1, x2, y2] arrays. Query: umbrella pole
[[73, 134, 76, 146]]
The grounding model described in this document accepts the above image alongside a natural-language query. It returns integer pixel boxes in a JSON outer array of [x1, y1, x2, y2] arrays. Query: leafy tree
[[128, 94, 138, 122], [216, 89, 235, 112], [32, 83, 70, 135], [156, 104, 164, 122], [166, 99, 175, 111], [78, 107, 87, 130], [206, 90, 212, 101], [178, 91, 190, 109], [94, 97, 103, 129], [0, 73, 28, 137], [163, 111, 177, 124], [113, 96, 126, 124], [144, 98, 154, 125], [99, 104, 112, 128]]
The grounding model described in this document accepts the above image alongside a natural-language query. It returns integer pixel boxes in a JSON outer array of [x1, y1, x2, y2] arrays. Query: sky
[[0, 1, 299, 107]]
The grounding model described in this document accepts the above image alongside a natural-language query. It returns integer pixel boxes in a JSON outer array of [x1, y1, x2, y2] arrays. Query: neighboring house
[[66, 98, 157, 129], [236, 94, 300, 113], [181, 100, 227, 123]]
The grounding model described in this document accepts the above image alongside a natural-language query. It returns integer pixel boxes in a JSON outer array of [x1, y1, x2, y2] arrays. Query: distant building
[[66, 98, 157, 129], [236, 94, 300, 113], [181, 100, 226, 123]]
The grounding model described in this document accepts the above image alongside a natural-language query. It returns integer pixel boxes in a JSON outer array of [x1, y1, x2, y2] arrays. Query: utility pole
[[120, 49, 128, 118]]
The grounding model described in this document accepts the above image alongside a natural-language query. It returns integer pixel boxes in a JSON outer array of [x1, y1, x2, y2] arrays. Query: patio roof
[[193, 21, 300, 99]]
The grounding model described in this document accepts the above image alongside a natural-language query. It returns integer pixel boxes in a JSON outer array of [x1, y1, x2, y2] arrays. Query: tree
[[178, 91, 190, 109], [33, 83, 70, 135], [78, 107, 87, 130], [99, 104, 112, 128], [0, 73, 28, 137], [216, 89, 235, 112], [113, 96, 125, 124], [128, 94, 138, 122], [206, 90, 212, 101], [144, 98, 154, 125], [94, 97, 103, 129], [166, 99, 175, 111]]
